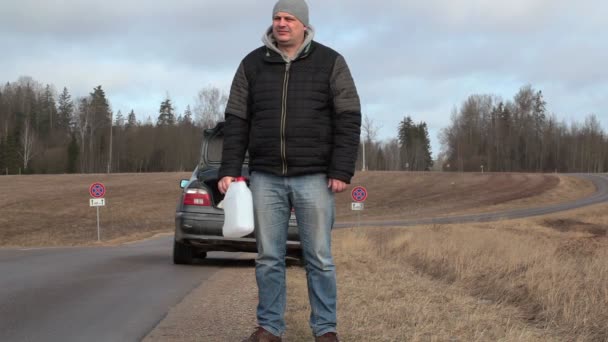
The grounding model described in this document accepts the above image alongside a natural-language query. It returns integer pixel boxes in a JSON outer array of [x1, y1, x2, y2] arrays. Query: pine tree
[[419, 122, 434, 170], [90, 86, 111, 125], [40, 84, 57, 134], [67, 133, 79, 173], [397, 116, 433, 171], [57, 87, 73, 132], [4, 133, 20, 174], [126, 109, 137, 129], [157, 98, 176, 126], [183, 105, 193, 124], [398, 116, 414, 170], [87, 85, 112, 172], [114, 110, 125, 127], [0, 137, 5, 174]]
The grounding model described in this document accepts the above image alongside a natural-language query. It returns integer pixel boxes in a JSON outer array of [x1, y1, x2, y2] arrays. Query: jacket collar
[[261, 25, 315, 63]]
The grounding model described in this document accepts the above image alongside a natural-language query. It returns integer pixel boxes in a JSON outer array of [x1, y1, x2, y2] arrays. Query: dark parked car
[[173, 122, 301, 264]]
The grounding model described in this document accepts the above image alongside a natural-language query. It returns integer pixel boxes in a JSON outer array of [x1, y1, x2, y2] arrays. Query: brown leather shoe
[[315, 332, 339, 342], [241, 327, 282, 342]]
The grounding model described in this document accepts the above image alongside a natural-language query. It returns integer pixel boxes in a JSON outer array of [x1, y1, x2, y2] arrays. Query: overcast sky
[[2, 0, 606, 156]]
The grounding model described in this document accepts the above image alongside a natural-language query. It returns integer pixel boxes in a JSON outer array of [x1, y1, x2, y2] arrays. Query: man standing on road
[[218, 0, 361, 341]]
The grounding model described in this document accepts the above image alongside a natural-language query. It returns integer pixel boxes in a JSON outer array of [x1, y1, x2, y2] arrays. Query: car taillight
[[183, 189, 211, 206]]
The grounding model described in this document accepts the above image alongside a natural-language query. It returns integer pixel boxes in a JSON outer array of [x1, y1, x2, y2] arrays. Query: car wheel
[[173, 240, 194, 265]]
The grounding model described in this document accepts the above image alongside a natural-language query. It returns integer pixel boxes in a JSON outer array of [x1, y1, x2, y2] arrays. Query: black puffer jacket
[[219, 36, 361, 183]]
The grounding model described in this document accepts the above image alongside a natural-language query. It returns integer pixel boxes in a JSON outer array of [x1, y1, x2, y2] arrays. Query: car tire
[[173, 240, 195, 265]]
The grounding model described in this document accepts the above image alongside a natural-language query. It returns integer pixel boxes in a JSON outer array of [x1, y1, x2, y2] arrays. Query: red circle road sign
[[351, 186, 367, 202], [89, 182, 106, 198]]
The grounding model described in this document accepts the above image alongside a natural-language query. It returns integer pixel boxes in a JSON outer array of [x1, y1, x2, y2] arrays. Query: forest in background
[[440, 85, 608, 172], [0, 76, 605, 174]]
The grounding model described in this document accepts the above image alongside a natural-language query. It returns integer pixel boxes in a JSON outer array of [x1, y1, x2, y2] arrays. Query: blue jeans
[[249, 171, 337, 337]]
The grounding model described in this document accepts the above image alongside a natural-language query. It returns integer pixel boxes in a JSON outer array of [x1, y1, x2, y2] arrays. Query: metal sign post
[[94, 204, 101, 242], [351, 186, 368, 230], [89, 183, 106, 242]]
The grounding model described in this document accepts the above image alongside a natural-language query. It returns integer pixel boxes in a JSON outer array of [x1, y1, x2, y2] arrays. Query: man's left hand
[[327, 178, 347, 193]]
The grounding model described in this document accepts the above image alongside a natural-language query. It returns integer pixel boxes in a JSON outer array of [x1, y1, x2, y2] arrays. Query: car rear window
[[207, 134, 223, 163], [204, 132, 248, 165]]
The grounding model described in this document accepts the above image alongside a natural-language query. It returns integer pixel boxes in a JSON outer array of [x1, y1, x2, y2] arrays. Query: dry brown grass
[[335, 172, 594, 223], [286, 204, 608, 341], [0, 172, 189, 246], [1, 171, 583, 248]]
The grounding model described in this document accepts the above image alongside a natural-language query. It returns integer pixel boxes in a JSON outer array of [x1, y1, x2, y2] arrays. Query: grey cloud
[[1, 0, 607, 148]]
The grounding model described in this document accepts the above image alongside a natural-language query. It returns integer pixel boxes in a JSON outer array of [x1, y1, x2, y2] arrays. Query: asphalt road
[[0, 237, 239, 342], [1, 173, 607, 342]]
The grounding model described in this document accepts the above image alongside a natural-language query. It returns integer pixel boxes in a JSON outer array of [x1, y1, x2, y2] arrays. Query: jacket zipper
[[280, 62, 291, 175]]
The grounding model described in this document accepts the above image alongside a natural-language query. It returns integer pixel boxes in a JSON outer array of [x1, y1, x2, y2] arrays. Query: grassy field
[[1, 171, 605, 341], [286, 204, 608, 341], [0, 171, 593, 247], [0, 172, 190, 246]]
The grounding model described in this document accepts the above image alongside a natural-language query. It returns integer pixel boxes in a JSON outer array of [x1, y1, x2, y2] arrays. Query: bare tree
[[382, 138, 401, 170], [19, 118, 36, 170], [107, 110, 113, 173], [582, 114, 604, 172], [194, 86, 228, 128], [360, 115, 381, 171], [73, 97, 90, 172]]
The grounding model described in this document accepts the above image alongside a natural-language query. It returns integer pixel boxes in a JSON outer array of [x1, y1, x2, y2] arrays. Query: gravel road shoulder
[[143, 255, 259, 342]]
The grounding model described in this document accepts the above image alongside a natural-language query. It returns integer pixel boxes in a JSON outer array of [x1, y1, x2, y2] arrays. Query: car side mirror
[[180, 179, 189, 188]]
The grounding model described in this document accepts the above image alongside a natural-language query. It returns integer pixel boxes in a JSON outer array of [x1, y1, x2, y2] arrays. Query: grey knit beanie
[[273, 0, 309, 26]]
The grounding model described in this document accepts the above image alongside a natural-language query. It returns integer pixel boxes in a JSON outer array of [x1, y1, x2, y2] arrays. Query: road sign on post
[[89, 182, 106, 198], [89, 182, 106, 242], [351, 186, 368, 229], [351, 186, 368, 202]]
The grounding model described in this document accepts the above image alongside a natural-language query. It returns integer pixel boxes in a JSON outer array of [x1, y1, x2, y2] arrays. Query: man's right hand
[[218, 176, 236, 194]]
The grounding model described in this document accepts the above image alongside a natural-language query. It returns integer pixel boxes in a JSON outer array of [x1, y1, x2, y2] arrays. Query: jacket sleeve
[[218, 62, 250, 179], [328, 55, 361, 183], [224, 62, 249, 120]]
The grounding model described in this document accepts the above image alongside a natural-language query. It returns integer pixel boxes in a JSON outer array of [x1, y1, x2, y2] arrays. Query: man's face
[[272, 12, 306, 47]]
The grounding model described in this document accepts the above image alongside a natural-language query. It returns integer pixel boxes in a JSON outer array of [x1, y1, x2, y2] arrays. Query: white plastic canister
[[222, 176, 254, 238]]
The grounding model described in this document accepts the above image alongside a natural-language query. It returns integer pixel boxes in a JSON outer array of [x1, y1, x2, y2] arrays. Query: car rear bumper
[[178, 234, 301, 254], [175, 211, 228, 237], [175, 211, 301, 254]]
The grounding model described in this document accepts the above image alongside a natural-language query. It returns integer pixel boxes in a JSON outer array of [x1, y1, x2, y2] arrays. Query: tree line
[[6, 77, 603, 175], [357, 115, 433, 171], [439, 85, 607, 172], [1, 76, 435, 175], [0, 77, 228, 174]]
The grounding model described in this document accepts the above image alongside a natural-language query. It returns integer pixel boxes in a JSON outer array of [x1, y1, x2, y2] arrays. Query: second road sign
[[351, 186, 367, 202]]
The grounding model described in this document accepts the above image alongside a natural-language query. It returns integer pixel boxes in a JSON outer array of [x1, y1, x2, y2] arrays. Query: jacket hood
[[261, 25, 315, 62]]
